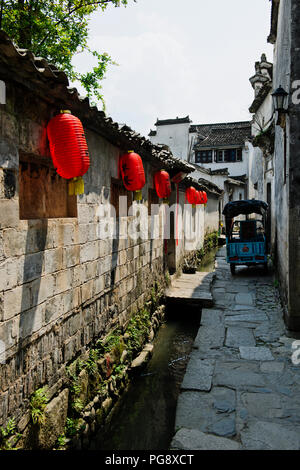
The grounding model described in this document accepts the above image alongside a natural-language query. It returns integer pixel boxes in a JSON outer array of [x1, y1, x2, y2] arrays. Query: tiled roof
[[148, 130, 157, 136], [193, 121, 251, 149], [0, 30, 195, 175], [155, 116, 191, 126]]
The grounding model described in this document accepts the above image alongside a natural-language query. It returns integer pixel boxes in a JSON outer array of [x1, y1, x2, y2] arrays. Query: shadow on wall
[[18, 220, 48, 352], [111, 219, 120, 287]]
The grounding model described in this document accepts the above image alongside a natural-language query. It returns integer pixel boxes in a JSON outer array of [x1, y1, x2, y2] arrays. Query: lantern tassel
[[134, 190, 142, 201], [68, 177, 85, 196]]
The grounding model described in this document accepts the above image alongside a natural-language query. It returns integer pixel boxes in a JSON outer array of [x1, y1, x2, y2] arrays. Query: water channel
[[91, 247, 218, 450]]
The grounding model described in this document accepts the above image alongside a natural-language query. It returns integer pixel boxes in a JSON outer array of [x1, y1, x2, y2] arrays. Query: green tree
[[0, 0, 134, 108]]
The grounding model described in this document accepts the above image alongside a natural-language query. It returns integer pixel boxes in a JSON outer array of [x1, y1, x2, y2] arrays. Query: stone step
[[165, 271, 214, 308]]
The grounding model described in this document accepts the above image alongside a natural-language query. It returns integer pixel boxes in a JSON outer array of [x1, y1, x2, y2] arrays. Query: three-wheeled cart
[[222, 200, 269, 275]]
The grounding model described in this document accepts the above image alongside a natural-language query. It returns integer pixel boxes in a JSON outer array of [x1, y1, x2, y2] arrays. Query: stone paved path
[[171, 246, 300, 450]]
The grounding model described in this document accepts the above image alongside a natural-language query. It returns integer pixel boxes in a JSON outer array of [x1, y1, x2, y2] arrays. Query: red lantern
[[154, 170, 171, 202], [195, 191, 201, 205], [47, 110, 90, 195], [119, 151, 145, 200], [186, 186, 198, 206], [202, 191, 208, 204], [198, 191, 204, 204]]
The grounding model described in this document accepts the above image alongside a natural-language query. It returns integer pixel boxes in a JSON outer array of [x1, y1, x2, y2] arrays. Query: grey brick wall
[[0, 81, 166, 427]]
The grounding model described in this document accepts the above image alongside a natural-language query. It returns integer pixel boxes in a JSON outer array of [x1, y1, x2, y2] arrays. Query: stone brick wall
[[272, 0, 291, 321], [271, 0, 300, 329], [288, 0, 300, 328], [0, 70, 211, 436], [0, 80, 168, 429]]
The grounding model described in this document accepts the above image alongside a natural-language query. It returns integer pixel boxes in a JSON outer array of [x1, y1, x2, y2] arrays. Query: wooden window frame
[[19, 152, 77, 220]]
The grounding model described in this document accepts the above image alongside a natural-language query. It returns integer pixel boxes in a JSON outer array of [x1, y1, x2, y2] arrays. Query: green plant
[[112, 363, 126, 379], [97, 330, 125, 363], [72, 397, 84, 414], [30, 387, 48, 425], [85, 349, 99, 376], [56, 434, 67, 448], [0, 418, 20, 450], [65, 417, 85, 438], [67, 369, 81, 397], [97, 329, 122, 353], [125, 308, 151, 357]]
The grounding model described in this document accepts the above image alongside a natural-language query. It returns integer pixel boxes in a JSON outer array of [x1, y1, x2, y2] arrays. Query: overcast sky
[[72, 0, 273, 138]]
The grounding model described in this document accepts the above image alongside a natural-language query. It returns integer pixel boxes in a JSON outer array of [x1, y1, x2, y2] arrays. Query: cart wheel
[[230, 264, 236, 275]]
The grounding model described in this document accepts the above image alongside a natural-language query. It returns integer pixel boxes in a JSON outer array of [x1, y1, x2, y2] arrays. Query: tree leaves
[[1, 0, 134, 108]]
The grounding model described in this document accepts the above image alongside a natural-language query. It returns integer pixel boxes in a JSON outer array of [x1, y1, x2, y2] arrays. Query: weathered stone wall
[[272, 0, 291, 323], [0, 67, 214, 444], [271, 0, 300, 329], [0, 79, 168, 432], [288, 0, 300, 328]]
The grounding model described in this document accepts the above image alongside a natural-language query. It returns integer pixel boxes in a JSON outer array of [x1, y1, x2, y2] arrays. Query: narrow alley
[[171, 247, 300, 450], [0, 0, 300, 455]]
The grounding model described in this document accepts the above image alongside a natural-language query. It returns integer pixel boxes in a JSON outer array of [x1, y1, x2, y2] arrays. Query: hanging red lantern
[[195, 191, 201, 205], [119, 151, 145, 200], [154, 170, 171, 202], [198, 191, 205, 204], [202, 191, 208, 204], [186, 186, 198, 206], [47, 110, 90, 195]]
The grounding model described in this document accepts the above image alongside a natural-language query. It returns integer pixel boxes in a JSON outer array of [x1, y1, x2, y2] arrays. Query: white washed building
[[149, 118, 251, 218]]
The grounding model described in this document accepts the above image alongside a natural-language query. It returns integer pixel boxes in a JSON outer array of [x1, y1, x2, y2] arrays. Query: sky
[[72, 0, 273, 138]]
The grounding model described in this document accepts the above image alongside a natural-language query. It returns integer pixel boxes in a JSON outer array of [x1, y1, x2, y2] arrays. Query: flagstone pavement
[[171, 246, 300, 450]]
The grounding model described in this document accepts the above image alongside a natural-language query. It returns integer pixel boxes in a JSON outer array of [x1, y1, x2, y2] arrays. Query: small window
[[19, 153, 77, 219], [224, 149, 236, 162], [195, 151, 212, 164], [223, 149, 241, 163], [217, 150, 223, 162], [110, 177, 132, 217]]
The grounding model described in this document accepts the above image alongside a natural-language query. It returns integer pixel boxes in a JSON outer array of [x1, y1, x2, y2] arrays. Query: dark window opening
[[216, 148, 242, 163], [195, 150, 213, 164], [4, 169, 16, 199], [19, 153, 77, 219], [217, 150, 223, 162]]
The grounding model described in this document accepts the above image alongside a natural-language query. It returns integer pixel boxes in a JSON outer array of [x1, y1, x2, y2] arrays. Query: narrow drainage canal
[[91, 247, 218, 451]]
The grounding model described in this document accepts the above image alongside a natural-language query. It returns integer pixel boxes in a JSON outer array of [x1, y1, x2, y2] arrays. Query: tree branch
[[37, 0, 118, 49]]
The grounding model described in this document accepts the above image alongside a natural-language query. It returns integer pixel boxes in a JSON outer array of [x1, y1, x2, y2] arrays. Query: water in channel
[[92, 247, 218, 450]]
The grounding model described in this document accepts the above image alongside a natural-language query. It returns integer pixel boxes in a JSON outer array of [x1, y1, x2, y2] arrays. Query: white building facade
[[149, 118, 251, 219]]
